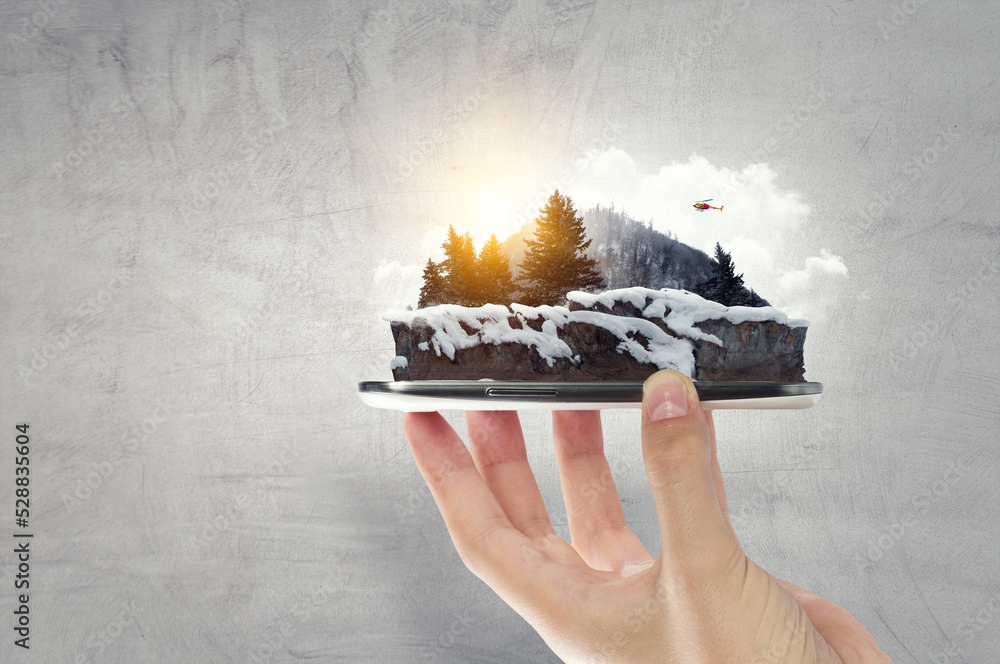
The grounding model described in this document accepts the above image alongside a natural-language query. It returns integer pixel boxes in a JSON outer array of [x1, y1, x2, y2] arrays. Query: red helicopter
[[693, 199, 723, 211]]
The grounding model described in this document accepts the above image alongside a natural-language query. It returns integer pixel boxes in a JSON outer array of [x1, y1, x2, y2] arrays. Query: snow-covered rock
[[567, 287, 809, 381], [384, 287, 809, 382]]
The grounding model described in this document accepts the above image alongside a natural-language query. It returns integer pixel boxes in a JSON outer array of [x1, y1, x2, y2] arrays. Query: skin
[[402, 369, 894, 664]]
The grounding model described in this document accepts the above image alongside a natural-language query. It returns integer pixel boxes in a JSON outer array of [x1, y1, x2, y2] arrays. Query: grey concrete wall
[[1, 1, 997, 662]]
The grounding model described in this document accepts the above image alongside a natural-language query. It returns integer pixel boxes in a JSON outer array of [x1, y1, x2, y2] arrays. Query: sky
[[567, 148, 851, 322], [376, 146, 851, 324]]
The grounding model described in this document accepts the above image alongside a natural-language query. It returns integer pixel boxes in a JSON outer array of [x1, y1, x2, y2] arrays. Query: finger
[[465, 411, 557, 542], [705, 411, 736, 537], [640, 370, 741, 571], [403, 412, 576, 611], [552, 410, 651, 571], [403, 412, 541, 584]]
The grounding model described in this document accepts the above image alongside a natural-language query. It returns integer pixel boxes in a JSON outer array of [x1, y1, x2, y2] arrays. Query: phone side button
[[486, 388, 560, 397]]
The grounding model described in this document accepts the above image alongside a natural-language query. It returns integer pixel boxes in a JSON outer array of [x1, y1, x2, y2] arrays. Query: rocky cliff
[[385, 287, 809, 382]]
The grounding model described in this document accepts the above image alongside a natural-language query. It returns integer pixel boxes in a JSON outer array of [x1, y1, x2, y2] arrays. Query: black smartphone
[[357, 380, 822, 411]]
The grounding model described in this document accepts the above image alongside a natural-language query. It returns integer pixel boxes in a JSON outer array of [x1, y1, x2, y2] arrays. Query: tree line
[[417, 190, 766, 308], [418, 191, 604, 308]]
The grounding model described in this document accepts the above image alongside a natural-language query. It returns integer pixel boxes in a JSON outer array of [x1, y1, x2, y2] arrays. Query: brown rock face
[[691, 320, 806, 381], [387, 290, 809, 382], [568, 296, 807, 382], [389, 319, 666, 381]]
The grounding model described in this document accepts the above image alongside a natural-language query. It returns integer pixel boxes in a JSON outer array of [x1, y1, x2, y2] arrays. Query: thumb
[[641, 370, 741, 570]]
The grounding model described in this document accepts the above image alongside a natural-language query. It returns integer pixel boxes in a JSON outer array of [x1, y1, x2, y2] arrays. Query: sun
[[466, 188, 522, 247]]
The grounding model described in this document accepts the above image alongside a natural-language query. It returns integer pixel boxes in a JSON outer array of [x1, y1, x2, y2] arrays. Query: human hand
[[403, 370, 893, 663]]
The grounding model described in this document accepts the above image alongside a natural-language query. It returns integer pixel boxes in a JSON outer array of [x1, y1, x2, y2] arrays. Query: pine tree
[[519, 191, 605, 305], [439, 225, 479, 305], [713, 242, 741, 290], [477, 233, 515, 305], [417, 259, 446, 308], [693, 242, 768, 307], [694, 242, 740, 305], [457, 231, 478, 304]]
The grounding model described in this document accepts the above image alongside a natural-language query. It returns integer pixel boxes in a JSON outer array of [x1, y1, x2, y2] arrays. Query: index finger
[[402, 412, 564, 600]]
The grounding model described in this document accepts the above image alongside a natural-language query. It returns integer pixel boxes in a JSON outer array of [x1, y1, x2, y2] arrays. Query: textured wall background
[[1, 1, 998, 662]]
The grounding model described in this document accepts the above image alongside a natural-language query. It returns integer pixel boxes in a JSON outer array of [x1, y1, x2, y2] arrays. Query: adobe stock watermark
[[347, 0, 430, 55], [51, 67, 167, 180], [74, 601, 143, 664], [925, 595, 1000, 663], [60, 398, 176, 514], [752, 614, 810, 664], [178, 113, 290, 219], [887, 250, 1000, 369], [855, 454, 975, 569], [188, 440, 300, 548], [396, 72, 499, 181], [594, 579, 685, 661], [395, 456, 461, 522], [241, 573, 346, 663], [7, 0, 75, 52], [504, 120, 624, 231], [394, 411, 509, 522], [673, 0, 751, 76], [954, 595, 1000, 640], [878, 0, 928, 40], [421, 609, 476, 663], [17, 267, 132, 385], [727, 412, 836, 531], [202, 272, 312, 364], [717, 83, 831, 198], [849, 124, 964, 244]]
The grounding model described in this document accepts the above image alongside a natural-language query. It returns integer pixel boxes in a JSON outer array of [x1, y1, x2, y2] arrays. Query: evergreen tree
[[713, 242, 740, 286], [693, 242, 768, 307], [457, 231, 478, 303], [476, 233, 515, 305], [694, 242, 741, 305], [417, 259, 446, 308], [743, 288, 768, 307], [439, 225, 479, 305], [519, 191, 605, 305]]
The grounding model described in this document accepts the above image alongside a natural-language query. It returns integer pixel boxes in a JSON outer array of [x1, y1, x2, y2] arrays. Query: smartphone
[[357, 380, 822, 412]]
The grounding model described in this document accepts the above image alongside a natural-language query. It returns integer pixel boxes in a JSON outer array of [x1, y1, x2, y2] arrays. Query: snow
[[514, 302, 695, 372], [509, 303, 570, 326], [566, 309, 695, 375], [384, 288, 805, 377], [384, 304, 576, 366], [386, 301, 696, 375], [389, 356, 408, 371], [567, 286, 809, 345], [384, 288, 804, 377]]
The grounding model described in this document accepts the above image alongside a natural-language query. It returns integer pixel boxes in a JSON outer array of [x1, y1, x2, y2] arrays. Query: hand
[[403, 370, 893, 663]]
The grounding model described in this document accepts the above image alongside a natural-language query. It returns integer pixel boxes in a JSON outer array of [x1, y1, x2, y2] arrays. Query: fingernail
[[646, 375, 689, 421]]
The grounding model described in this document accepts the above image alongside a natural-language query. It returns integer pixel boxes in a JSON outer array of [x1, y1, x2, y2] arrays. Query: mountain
[[582, 204, 714, 291], [501, 204, 767, 304]]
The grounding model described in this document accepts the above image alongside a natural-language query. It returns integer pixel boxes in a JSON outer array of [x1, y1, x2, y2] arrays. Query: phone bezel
[[357, 380, 823, 411]]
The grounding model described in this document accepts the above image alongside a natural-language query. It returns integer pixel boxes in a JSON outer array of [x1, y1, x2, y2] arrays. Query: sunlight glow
[[465, 188, 523, 249]]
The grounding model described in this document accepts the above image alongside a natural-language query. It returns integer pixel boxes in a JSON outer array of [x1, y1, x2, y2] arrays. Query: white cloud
[[771, 249, 849, 322], [776, 249, 849, 292], [373, 260, 424, 309], [567, 148, 846, 324], [723, 236, 775, 283], [421, 225, 449, 262]]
